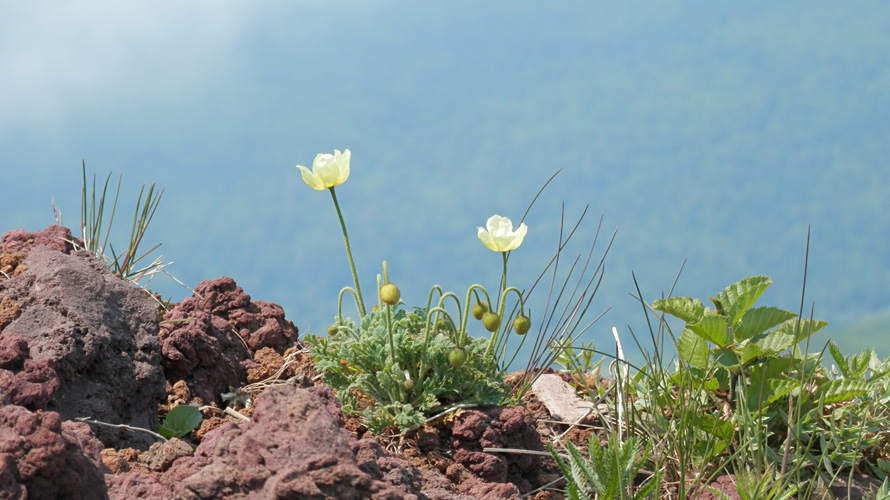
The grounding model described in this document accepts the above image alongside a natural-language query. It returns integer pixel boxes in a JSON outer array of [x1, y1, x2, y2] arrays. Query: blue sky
[[2, 2, 889, 359]]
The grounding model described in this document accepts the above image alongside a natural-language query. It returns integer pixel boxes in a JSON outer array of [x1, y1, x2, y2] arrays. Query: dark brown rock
[[0, 246, 165, 449], [160, 277, 299, 405], [0, 404, 108, 500]]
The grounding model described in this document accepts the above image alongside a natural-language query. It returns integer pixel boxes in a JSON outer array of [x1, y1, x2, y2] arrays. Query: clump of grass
[[74, 161, 169, 285]]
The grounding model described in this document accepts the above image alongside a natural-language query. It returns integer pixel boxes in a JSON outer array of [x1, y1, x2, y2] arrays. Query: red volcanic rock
[[0, 246, 165, 449], [0, 405, 108, 500], [1, 225, 82, 255], [107, 384, 412, 500], [160, 277, 299, 405], [448, 406, 547, 497], [354, 439, 465, 500]]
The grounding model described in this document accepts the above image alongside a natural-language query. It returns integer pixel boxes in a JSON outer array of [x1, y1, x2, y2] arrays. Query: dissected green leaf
[[652, 296, 705, 324], [159, 405, 202, 439], [713, 276, 772, 325], [735, 306, 797, 342]]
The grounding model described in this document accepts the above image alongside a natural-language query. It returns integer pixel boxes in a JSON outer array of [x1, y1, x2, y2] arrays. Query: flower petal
[[504, 222, 528, 251], [296, 165, 326, 190], [477, 226, 499, 251], [477, 215, 527, 252]]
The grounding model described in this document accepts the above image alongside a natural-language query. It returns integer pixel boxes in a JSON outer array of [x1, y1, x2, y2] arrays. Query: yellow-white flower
[[295, 149, 351, 190], [477, 215, 528, 252]]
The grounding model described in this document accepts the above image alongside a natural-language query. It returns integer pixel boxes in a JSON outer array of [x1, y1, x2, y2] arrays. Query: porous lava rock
[[0, 332, 59, 409], [0, 404, 108, 500], [0, 245, 166, 449], [160, 277, 299, 405], [1, 224, 81, 255], [353, 438, 464, 500], [447, 406, 549, 498], [108, 384, 415, 499]]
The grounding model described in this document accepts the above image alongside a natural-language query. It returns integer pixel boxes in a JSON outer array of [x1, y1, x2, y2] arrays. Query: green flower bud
[[403, 370, 415, 390], [482, 312, 501, 333], [471, 302, 489, 320], [513, 315, 531, 335], [448, 347, 468, 368], [327, 324, 340, 336], [379, 283, 401, 306]]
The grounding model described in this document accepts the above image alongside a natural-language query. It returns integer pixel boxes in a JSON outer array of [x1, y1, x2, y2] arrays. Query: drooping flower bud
[[448, 347, 468, 368], [482, 312, 501, 333], [403, 370, 414, 390], [513, 315, 531, 335], [327, 324, 340, 336], [472, 301, 489, 320], [379, 282, 401, 305]]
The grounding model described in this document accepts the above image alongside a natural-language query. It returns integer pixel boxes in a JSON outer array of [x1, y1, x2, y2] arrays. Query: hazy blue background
[[2, 2, 888, 363]]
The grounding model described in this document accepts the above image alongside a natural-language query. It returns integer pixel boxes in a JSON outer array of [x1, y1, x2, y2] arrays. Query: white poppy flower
[[295, 149, 351, 190], [477, 215, 528, 252]]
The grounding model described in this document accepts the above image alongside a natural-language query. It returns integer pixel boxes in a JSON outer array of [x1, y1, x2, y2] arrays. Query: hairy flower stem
[[385, 303, 396, 362], [460, 285, 492, 346], [487, 286, 525, 359], [328, 186, 366, 317], [498, 252, 508, 309]]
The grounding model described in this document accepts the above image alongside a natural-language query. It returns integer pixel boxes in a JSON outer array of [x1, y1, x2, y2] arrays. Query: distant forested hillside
[[2, 1, 887, 358]]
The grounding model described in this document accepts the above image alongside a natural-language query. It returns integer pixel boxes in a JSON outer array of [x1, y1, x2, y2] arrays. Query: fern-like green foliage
[[308, 306, 507, 432], [707, 464, 798, 500], [549, 433, 660, 500]]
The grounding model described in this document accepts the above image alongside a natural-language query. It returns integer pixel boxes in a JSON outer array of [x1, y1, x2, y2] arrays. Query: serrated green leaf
[[753, 330, 797, 357], [776, 318, 828, 343], [738, 342, 764, 365], [159, 405, 203, 439], [652, 297, 705, 324], [815, 379, 872, 404], [712, 348, 740, 369], [735, 306, 798, 342], [713, 276, 772, 325], [677, 327, 709, 369], [689, 313, 732, 347], [744, 377, 794, 411], [689, 412, 735, 439], [828, 342, 850, 377]]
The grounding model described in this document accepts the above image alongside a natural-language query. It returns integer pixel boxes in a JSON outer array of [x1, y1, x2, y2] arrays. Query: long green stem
[[499, 251, 508, 309], [329, 186, 366, 317]]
